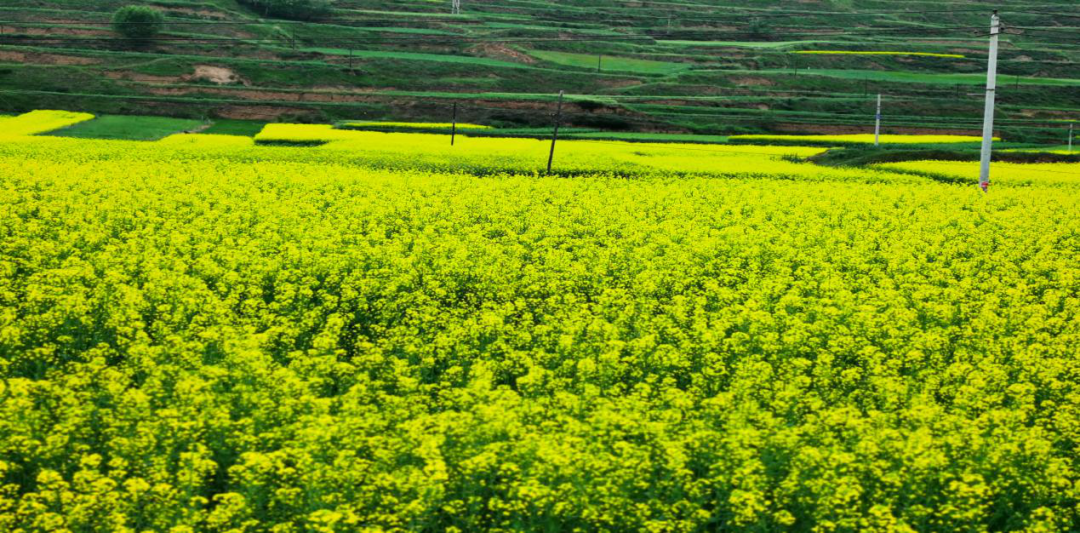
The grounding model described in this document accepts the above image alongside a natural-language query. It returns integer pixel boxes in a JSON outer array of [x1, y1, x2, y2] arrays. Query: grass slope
[[52, 115, 206, 141], [529, 50, 692, 75], [202, 118, 267, 137], [0, 0, 1076, 138]]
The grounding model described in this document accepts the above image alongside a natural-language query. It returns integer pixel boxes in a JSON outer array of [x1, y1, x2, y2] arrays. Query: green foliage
[[51, 114, 205, 141], [238, 0, 333, 21], [748, 18, 773, 40], [529, 50, 691, 75], [110, 6, 164, 42], [202, 118, 268, 137]]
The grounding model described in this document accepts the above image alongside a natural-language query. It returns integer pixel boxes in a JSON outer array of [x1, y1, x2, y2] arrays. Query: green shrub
[[748, 17, 773, 41], [239, 0, 333, 20], [111, 6, 165, 42]]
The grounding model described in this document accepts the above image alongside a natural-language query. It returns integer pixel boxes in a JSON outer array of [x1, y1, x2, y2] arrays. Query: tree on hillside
[[748, 17, 773, 41], [111, 6, 165, 44], [238, 0, 333, 21]]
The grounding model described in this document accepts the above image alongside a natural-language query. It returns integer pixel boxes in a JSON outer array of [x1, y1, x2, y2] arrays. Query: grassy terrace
[[51, 114, 206, 140], [0, 0, 1076, 137]]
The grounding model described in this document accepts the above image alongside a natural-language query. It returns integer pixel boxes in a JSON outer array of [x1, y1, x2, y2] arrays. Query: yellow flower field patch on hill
[[0, 109, 94, 136], [876, 159, 1080, 186], [731, 133, 994, 145], [343, 121, 492, 129], [793, 50, 966, 59], [157, 133, 256, 148]]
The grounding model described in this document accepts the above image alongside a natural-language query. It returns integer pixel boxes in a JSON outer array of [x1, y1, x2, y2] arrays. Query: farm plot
[[1, 112, 1080, 532]]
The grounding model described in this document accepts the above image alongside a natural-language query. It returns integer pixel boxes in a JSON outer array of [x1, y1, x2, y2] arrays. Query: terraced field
[[0, 0, 1077, 140]]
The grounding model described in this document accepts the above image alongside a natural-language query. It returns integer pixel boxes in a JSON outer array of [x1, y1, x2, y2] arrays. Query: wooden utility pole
[[547, 91, 565, 174], [451, 102, 457, 146]]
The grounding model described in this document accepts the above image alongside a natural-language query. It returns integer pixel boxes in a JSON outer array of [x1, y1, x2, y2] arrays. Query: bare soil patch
[[732, 76, 774, 87], [191, 65, 247, 85], [159, 7, 229, 19], [0, 50, 99, 65], [217, 105, 310, 120], [466, 43, 536, 65], [139, 85, 381, 105], [104, 71, 184, 83], [599, 78, 645, 90], [107, 65, 250, 85], [17, 27, 109, 37]]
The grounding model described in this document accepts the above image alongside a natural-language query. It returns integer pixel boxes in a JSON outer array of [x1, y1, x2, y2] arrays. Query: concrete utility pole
[[1069, 123, 1074, 153], [979, 10, 1000, 192], [547, 90, 564, 174], [875, 93, 882, 146], [451, 0, 461, 15]]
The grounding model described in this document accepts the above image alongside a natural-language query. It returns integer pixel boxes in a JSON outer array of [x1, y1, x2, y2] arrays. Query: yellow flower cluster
[[731, 133, 993, 144], [248, 124, 932, 183], [1005, 148, 1077, 155], [793, 50, 966, 58], [254, 123, 358, 143], [876, 159, 1080, 186], [343, 121, 492, 129], [1, 119, 1080, 531], [0, 109, 94, 136], [157, 133, 256, 148]]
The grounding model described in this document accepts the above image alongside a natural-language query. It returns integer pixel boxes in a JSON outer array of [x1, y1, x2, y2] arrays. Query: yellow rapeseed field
[[730, 133, 993, 144], [157, 132, 257, 148], [793, 51, 966, 59], [2, 111, 1080, 532], [342, 121, 492, 129], [0, 109, 94, 136], [877, 160, 1080, 187], [251, 124, 935, 183]]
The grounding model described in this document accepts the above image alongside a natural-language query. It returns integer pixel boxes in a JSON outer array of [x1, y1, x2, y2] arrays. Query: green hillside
[[0, 0, 1077, 140]]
